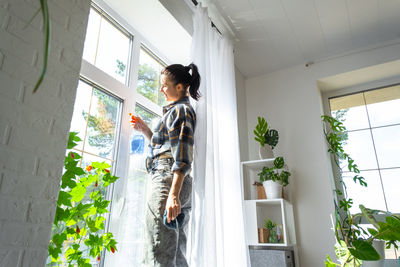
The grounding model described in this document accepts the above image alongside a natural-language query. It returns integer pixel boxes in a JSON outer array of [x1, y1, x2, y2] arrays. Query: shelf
[[241, 159, 298, 265], [245, 199, 287, 205], [241, 159, 276, 200], [241, 158, 275, 168]]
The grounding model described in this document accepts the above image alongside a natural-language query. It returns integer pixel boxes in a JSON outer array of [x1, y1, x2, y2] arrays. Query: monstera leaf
[[265, 129, 279, 149]]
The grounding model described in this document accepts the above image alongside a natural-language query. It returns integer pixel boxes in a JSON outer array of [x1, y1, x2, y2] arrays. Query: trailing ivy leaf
[[70, 184, 86, 203], [54, 206, 70, 223], [92, 161, 111, 170], [57, 191, 72, 207], [348, 239, 381, 261], [72, 166, 85, 176], [67, 132, 82, 149], [66, 219, 77, 227], [86, 218, 99, 233], [103, 173, 119, 186], [52, 233, 67, 248], [95, 216, 106, 230], [61, 171, 77, 189], [48, 244, 62, 260]]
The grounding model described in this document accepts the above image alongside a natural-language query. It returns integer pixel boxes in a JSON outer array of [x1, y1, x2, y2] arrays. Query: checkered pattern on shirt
[[151, 96, 196, 176]]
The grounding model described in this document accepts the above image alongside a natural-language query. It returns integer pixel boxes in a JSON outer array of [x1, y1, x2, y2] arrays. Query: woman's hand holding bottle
[[130, 113, 153, 140]]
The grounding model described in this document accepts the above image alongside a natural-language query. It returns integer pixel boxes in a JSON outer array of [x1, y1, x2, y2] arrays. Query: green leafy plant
[[254, 117, 280, 148], [258, 157, 290, 186], [322, 115, 400, 267], [264, 218, 278, 243], [264, 218, 277, 231], [47, 132, 119, 266]]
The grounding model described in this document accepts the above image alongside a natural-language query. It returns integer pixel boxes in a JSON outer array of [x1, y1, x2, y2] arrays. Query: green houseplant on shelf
[[258, 157, 291, 199], [264, 218, 278, 243], [254, 116, 279, 159], [322, 115, 400, 267], [47, 132, 119, 266]]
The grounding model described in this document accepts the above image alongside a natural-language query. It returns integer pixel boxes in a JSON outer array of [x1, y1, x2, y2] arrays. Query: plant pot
[[257, 184, 267, 199], [259, 145, 274, 159], [362, 240, 385, 267], [258, 228, 270, 243], [268, 229, 277, 243], [263, 180, 282, 199]]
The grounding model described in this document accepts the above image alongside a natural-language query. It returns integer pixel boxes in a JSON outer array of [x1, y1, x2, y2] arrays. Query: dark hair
[[161, 63, 201, 100]]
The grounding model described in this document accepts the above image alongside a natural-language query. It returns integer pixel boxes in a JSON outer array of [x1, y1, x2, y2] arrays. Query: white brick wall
[[0, 0, 91, 266]]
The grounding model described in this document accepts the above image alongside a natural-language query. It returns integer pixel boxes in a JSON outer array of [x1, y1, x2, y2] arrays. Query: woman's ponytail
[[187, 63, 201, 101]]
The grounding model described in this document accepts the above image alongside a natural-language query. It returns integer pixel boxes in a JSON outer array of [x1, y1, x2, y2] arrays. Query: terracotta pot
[[257, 184, 267, 199], [258, 228, 270, 243]]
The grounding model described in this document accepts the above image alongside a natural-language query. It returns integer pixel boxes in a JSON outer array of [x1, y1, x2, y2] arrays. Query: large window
[[49, 2, 179, 266], [329, 85, 400, 215]]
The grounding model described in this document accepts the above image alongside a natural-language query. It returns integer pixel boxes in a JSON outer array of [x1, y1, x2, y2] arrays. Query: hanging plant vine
[[33, 0, 50, 93]]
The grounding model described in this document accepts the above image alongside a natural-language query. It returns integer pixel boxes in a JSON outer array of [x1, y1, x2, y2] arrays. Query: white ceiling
[[207, 0, 400, 78]]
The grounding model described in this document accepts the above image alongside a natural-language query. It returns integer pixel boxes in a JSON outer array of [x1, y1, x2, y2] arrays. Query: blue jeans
[[142, 157, 192, 267]]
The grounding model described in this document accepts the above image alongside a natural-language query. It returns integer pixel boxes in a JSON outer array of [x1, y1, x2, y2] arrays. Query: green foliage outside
[[47, 132, 119, 266], [258, 157, 290, 186], [115, 59, 126, 78], [83, 89, 119, 158], [137, 63, 167, 106], [322, 115, 400, 267]]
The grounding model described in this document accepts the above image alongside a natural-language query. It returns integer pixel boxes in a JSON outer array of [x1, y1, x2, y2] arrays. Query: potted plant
[[254, 116, 279, 159], [322, 115, 400, 267], [264, 218, 278, 243], [258, 157, 290, 199]]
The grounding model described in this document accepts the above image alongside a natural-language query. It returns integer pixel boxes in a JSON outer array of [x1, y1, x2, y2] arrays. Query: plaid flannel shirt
[[150, 96, 196, 176]]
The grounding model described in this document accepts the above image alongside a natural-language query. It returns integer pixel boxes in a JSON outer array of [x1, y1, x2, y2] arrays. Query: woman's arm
[[165, 171, 185, 223]]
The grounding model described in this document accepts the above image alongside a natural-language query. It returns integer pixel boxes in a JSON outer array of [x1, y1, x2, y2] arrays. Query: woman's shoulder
[[173, 102, 195, 117]]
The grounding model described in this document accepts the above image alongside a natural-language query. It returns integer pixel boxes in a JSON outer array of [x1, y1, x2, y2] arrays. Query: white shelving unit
[[241, 158, 297, 251]]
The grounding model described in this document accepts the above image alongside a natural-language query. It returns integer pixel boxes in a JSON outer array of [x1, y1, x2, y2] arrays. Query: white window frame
[[321, 76, 400, 222], [79, 0, 175, 265]]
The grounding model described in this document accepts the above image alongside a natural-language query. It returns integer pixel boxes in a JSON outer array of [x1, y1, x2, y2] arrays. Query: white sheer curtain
[[187, 4, 250, 267]]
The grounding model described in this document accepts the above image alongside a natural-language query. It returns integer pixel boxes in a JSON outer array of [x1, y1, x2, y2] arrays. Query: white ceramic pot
[[263, 180, 282, 199], [259, 145, 274, 159], [362, 240, 385, 267]]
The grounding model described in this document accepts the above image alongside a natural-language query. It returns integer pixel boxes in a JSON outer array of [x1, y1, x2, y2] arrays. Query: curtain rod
[[190, 0, 222, 35]]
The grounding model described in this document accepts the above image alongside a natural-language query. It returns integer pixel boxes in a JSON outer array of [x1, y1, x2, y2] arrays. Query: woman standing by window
[[132, 63, 201, 267]]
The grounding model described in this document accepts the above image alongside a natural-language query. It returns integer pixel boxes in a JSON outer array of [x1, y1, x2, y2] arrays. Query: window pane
[[96, 17, 130, 83], [330, 93, 369, 131], [365, 85, 400, 127], [69, 81, 92, 150], [372, 125, 400, 168], [341, 130, 378, 171], [82, 8, 101, 64], [82, 7, 131, 84], [343, 170, 386, 214], [106, 105, 160, 265], [137, 48, 167, 107], [381, 169, 400, 213], [83, 88, 122, 159]]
